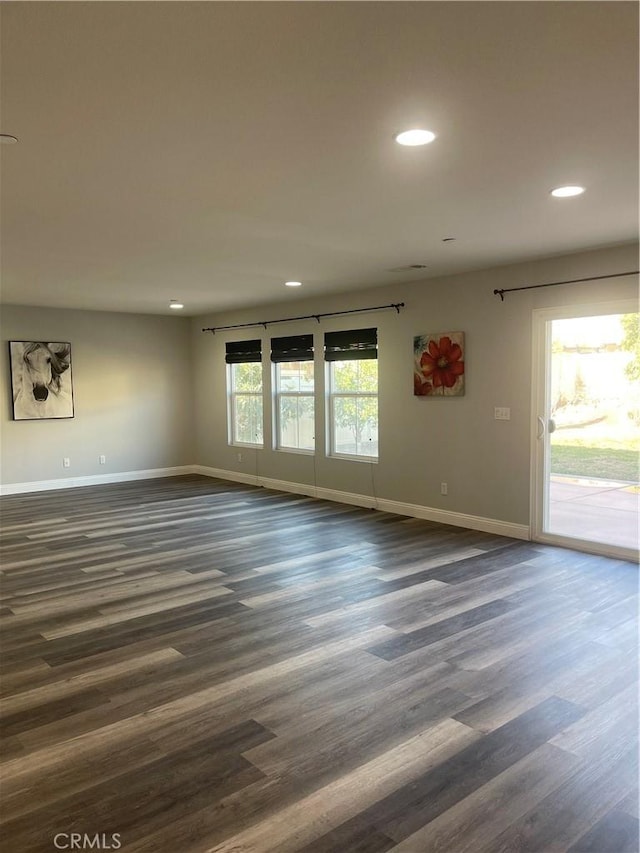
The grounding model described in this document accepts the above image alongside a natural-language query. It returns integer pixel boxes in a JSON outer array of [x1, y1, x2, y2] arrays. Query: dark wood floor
[[0, 475, 638, 853]]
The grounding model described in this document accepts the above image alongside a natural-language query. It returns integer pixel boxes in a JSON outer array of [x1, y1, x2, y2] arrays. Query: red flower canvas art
[[414, 332, 465, 396]]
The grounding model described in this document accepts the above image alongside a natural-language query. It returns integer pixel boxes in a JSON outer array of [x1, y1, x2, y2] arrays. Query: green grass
[[551, 444, 639, 482]]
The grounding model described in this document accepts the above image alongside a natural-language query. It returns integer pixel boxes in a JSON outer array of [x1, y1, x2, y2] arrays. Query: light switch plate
[[494, 407, 511, 420]]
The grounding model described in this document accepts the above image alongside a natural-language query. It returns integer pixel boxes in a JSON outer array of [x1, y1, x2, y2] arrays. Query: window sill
[[328, 453, 378, 464]]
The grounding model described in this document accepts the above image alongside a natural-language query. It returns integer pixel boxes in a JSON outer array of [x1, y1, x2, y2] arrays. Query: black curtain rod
[[493, 270, 638, 301], [202, 302, 405, 334]]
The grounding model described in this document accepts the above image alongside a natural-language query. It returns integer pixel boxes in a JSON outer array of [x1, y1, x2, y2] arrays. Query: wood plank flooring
[[0, 474, 637, 852]]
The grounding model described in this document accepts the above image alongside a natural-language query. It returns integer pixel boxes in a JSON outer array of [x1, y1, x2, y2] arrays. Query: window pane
[[232, 362, 262, 392], [277, 361, 314, 393], [356, 397, 378, 456], [276, 362, 315, 452], [357, 359, 378, 393], [278, 362, 300, 392], [278, 396, 298, 446], [297, 396, 315, 450], [333, 397, 358, 456], [299, 361, 314, 393], [279, 395, 315, 450], [332, 359, 377, 393], [332, 360, 359, 392], [234, 394, 263, 444], [331, 379, 378, 459]]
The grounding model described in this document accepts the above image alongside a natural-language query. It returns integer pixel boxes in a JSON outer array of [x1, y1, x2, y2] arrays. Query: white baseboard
[[375, 497, 530, 540], [2, 463, 530, 541], [193, 465, 530, 541], [0, 465, 197, 496]]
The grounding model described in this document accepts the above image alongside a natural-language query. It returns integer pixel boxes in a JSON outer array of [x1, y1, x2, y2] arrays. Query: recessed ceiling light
[[550, 185, 585, 198], [395, 129, 436, 147], [0, 134, 18, 145], [169, 301, 184, 310], [285, 281, 302, 287]]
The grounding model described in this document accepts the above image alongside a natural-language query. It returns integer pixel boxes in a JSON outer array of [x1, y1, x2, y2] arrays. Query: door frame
[[531, 298, 639, 562]]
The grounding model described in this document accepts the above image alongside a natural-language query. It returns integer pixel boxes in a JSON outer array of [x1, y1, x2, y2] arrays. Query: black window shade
[[324, 328, 377, 361], [225, 339, 262, 364], [270, 334, 314, 363]]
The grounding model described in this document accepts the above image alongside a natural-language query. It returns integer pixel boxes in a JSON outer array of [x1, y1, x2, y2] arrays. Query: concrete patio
[[549, 475, 639, 551]]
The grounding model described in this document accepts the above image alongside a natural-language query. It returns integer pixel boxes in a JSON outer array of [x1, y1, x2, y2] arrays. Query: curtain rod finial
[[493, 289, 505, 301]]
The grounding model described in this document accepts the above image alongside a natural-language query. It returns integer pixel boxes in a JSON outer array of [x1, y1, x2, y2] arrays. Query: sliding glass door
[[532, 301, 639, 559]]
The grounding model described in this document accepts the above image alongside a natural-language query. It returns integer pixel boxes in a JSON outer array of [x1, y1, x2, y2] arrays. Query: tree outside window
[[330, 359, 378, 458], [229, 362, 263, 445]]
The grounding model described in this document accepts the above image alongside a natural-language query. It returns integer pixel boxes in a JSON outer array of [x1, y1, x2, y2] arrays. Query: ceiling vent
[[389, 264, 428, 272]]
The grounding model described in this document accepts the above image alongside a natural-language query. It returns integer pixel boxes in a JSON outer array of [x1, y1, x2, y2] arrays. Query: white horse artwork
[[10, 341, 74, 420]]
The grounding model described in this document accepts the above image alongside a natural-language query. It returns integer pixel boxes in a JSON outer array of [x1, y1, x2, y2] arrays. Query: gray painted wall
[[0, 306, 194, 486], [1, 244, 636, 529], [192, 243, 638, 526]]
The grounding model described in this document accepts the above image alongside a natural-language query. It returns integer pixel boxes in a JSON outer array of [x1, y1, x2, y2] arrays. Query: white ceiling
[[1, 1, 637, 317]]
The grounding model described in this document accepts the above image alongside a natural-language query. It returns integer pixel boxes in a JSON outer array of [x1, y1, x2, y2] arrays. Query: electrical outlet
[[99, 455, 106, 465], [63, 457, 71, 468], [494, 407, 511, 420], [237, 452, 243, 463], [440, 482, 448, 496]]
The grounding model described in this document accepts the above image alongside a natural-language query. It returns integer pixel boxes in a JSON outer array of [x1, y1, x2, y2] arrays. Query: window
[[272, 335, 315, 452], [226, 339, 263, 446], [325, 328, 378, 459]]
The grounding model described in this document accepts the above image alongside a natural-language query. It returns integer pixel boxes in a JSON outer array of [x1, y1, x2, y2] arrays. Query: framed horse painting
[[9, 341, 75, 420]]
